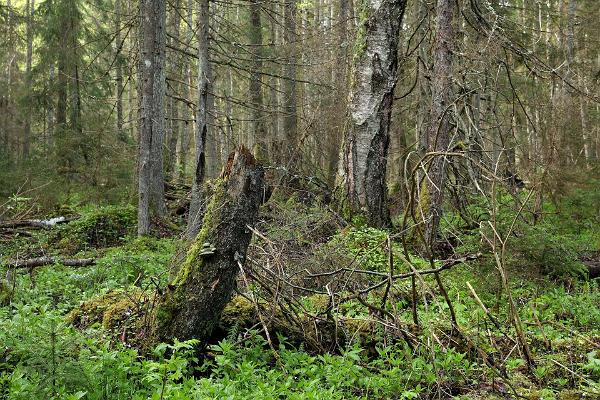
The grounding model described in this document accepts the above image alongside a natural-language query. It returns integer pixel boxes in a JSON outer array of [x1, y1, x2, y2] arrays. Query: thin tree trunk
[[177, 0, 194, 179], [423, 0, 455, 251], [187, 0, 211, 238], [282, 0, 298, 165], [166, 0, 181, 180], [326, 0, 349, 187], [115, 0, 125, 141], [23, 0, 34, 159], [249, 0, 267, 160], [342, 0, 406, 228]]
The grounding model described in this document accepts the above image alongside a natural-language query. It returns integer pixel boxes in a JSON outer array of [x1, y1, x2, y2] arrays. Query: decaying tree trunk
[[154, 147, 264, 343], [342, 0, 407, 228]]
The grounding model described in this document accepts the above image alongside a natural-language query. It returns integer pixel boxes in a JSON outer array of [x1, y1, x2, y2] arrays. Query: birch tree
[[342, 0, 407, 227]]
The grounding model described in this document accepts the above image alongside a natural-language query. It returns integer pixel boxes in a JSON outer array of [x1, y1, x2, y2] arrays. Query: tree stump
[[153, 147, 264, 343]]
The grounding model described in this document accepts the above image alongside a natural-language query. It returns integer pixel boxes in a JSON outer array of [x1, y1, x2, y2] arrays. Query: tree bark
[[423, 0, 455, 251], [138, 0, 167, 236], [187, 0, 211, 239], [154, 147, 264, 343], [342, 0, 407, 228], [115, 0, 125, 142]]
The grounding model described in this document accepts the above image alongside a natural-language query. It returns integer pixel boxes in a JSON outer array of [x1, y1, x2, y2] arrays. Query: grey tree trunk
[[325, 0, 349, 186], [166, 0, 181, 180], [187, 0, 211, 239], [282, 0, 298, 164], [342, 0, 407, 228], [268, 0, 280, 154], [154, 147, 264, 343], [177, 0, 194, 179], [23, 0, 34, 159], [423, 0, 455, 250], [115, 0, 125, 142], [138, 0, 167, 236], [249, 0, 267, 160]]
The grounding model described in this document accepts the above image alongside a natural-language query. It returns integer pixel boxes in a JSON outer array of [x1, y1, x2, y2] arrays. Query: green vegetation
[[1, 187, 599, 399]]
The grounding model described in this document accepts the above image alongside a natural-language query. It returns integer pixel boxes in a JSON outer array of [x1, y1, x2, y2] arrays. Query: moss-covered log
[[153, 147, 264, 343]]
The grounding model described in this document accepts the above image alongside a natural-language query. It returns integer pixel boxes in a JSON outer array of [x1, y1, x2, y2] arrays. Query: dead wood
[[4, 256, 96, 269]]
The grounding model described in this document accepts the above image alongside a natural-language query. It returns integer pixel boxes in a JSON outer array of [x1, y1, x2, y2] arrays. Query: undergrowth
[[1, 190, 599, 399]]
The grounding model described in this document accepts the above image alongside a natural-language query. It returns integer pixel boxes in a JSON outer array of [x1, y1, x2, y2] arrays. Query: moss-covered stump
[[67, 287, 149, 345], [153, 147, 265, 344]]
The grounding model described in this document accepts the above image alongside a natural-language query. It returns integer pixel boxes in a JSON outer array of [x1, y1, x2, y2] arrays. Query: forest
[[1, 0, 600, 398]]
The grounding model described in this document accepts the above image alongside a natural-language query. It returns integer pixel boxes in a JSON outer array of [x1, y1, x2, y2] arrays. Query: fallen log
[[0, 216, 77, 229], [4, 257, 96, 269]]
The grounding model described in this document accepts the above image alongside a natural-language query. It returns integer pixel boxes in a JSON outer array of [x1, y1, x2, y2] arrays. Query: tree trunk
[[154, 147, 264, 343], [177, 0, 194, 179], [282, 0, 298, 165], [115, 0, 125, 142], [166, 0, 181, 180], [423, 0, 455, 251], [249, 0, 267, 160], [138, 0, 167, 236], [187, 0, 211, 239], [342, 0, 407, 228], [23, 0, 34, 159], [325, 0, 349, 187]]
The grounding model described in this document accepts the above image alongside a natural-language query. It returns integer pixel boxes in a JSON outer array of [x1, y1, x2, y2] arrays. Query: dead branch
[[0, 216, 78, 230], [4, 257, 96, 269]]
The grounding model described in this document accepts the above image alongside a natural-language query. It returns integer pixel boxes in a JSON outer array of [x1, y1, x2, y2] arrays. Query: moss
[[171, 179, 226, 288], [221, 295, 256, 326], [67, 287, 145, 330], [50, 205, 136, 253]]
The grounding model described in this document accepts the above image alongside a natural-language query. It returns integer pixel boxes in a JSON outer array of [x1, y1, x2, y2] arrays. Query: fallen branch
[[4, 257, 96, 269]]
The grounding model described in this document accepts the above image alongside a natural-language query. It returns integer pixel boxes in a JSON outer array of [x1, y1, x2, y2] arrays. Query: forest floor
[[1, 188, 599, 399]]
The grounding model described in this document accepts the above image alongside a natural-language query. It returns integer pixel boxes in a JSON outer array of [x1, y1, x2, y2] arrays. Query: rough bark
[[342, 0, 407, 228], [138, 0, 167, 235], [154, 147, 264, 344], [187, 0, 211, 239], [423, 0, 455, 251]]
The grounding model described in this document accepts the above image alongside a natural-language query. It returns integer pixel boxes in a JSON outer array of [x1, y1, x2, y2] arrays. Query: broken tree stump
[[153, 147, 264, 343]]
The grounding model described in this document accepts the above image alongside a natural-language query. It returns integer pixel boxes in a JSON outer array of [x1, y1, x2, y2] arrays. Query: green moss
[[172, 179, 226, 288], [50, 205, 136, 253], [67, 287, 145, 330], [221, 295, 256, 326]]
